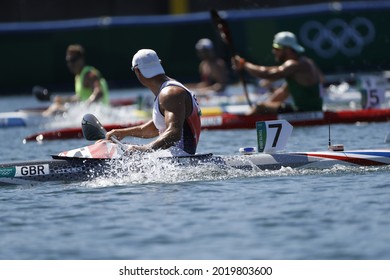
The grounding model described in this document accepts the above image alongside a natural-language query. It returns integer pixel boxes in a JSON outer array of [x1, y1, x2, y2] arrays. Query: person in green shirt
[[43, 44, 109, 116], [232, 31, 323, 115]]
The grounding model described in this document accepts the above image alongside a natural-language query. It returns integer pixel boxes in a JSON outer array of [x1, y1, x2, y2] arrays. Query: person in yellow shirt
[[43, 44, 109, 116]]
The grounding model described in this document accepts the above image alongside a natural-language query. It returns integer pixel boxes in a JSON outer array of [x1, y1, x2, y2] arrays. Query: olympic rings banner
[[299, 17, 375, 58]]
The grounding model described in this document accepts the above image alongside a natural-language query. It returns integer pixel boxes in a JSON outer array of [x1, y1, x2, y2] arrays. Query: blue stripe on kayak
[[0, 118, 26, 127]]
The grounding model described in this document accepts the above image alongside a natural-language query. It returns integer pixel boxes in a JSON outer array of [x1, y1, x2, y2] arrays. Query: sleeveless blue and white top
[[152, 80, 201, 156]]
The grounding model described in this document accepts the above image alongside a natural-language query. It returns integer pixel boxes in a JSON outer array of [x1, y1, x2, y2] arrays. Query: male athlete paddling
[[106, 49, 202, 156], [232, 31, 323, 115]]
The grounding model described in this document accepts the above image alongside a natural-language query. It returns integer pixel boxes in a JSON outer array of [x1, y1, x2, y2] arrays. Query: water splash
[[80, 155, 390, 188]]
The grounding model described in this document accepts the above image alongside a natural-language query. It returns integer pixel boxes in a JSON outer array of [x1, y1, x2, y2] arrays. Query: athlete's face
[[66, 53, 83, 74], [272, 46, 287, 63], [196, 48, 214, 61], [132, 67, 147, 87]]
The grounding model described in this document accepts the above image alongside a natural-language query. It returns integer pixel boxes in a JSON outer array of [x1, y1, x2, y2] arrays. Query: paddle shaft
[[110, 136, 128, 151], [210, 10, 253, 108]]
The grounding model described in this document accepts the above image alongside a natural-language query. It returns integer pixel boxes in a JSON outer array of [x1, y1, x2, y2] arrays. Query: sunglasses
[[66, 56, 81, 63], [131, 64, 138, 71], [272, 43, 284, 50]]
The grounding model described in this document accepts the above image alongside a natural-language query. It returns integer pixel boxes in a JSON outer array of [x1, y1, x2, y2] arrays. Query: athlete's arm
[[144, 86, 186, 151], [233, 55, 302, 80], [84, 71, 104, 103], [106, 120, 159, 141]]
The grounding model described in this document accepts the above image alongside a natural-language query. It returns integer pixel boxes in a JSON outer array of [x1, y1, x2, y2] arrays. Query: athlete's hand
[[231, 55, 246, 71], [106, 129, 125, 141], [123, 144, 152, 156]]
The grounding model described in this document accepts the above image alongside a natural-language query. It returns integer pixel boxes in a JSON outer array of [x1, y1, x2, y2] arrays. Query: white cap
[[273, 31, 305, 53], [132, 49, 165, 78], [195, 38, 214, 51]]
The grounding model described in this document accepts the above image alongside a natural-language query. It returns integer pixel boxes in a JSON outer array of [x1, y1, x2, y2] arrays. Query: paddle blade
[[32, 85, 51, 101], [210, 9, 234, 53], [82, 114, 107, 141]]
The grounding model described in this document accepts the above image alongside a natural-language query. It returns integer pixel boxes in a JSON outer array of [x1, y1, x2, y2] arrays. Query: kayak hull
[[2, 149, 390, 186], [0, 158, 109, 186]]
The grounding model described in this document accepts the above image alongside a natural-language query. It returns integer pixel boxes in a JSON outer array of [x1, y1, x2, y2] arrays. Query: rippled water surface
[[1, 90, 390, 260]]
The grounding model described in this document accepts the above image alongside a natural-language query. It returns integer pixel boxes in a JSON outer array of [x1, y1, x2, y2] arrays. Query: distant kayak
[[24, 107, 390, 142], [0, 97, 138, 128]]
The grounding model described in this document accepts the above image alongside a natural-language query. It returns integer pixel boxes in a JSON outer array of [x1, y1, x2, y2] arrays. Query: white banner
[[1, 260, 390, 280]]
